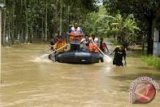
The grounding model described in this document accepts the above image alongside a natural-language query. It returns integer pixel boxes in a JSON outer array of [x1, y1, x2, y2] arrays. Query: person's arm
[[104, 43, 110, 53], [110, 48, 116, 55]]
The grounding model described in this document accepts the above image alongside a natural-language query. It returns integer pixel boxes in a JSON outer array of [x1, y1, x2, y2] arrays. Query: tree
[[103, 0, 160, 54], [2, 0, 98, 45], [82, 6, 139, 43]]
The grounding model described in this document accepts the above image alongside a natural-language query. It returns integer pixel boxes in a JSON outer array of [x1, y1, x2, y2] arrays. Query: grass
[[142, 56, 160, 69]]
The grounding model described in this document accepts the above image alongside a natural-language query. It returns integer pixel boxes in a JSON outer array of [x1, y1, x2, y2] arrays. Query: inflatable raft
[[49, 51, 101, 64], [55, 51, 100, 64], [48, 27, 102, 64]]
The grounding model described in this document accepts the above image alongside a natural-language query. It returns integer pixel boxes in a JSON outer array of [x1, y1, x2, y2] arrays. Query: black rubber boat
[[55, 51, 100, 64], [49, 34, 102, 64]]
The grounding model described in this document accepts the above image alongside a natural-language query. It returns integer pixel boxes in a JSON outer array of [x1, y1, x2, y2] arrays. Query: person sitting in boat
[[91, 34, 99, 44], [88, 37, 99, 53], [99, 38, 109, 54], [54, 36, 67, 54], [80, 37, 88, 51], [49, 33, 59, 50]]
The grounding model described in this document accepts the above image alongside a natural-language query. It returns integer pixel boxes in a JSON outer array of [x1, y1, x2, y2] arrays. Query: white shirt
[[71, 27, 81, 32]]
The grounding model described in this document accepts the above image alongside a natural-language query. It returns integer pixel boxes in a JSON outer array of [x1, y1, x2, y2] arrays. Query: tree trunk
[[0, 9, 2, 46], [2, 9, 6, 46], [25, 0, 29, 43], [41, 17, 44, 41], [147, 17, 154, 55], [59, 0, 63, 35], [44, 0, 48, 41], [29, 26, 33, 43]]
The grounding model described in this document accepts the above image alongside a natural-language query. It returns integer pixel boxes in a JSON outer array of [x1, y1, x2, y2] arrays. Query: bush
[[142, 56, 160, 69]]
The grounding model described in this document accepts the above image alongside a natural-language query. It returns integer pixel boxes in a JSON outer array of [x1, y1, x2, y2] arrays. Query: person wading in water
[[111, 45, 126, 66]]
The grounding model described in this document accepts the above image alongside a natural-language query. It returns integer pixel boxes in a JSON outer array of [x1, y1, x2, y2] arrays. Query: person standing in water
[[111, 45, 126, 66], [68, 23, 84, 51]]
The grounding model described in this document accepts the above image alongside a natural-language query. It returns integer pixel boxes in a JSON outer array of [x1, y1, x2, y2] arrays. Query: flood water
[[1, 43, 160, 107]]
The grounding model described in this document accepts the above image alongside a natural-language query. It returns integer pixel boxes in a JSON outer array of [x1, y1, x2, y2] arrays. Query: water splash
[[103, 54, 113, 63], [31, 54, 52, 63]]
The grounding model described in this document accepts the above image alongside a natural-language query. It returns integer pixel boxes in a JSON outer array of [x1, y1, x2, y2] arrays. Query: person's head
[[74, 23, 78, 28], [88, 37, 93, 42], [115, 45, 120, 50], [91, 34, 95, 39], [120, 44, 125, 50], [57, 36, 63, 41], [85, 34, 89, 39], [100, 38, 104, 42], [85, 34, 88, 37]]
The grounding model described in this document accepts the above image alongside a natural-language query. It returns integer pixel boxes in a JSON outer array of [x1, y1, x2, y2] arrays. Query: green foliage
[[82, 6, 139, 42], [142, 56, 160, 69], [103, 0, 160, 54], [2, 0, 98, 45]]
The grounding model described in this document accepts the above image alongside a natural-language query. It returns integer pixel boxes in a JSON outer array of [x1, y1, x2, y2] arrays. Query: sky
[[96, 0, 103, 6]]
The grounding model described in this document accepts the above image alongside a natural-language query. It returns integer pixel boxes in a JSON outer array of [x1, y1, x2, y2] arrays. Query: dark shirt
[[113, 47, 126, 66]]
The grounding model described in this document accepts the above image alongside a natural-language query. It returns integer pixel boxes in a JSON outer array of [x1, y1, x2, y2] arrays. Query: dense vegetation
[[82, 6, 139, 44], [1, 0, 98, 45], [103, 0, 160, 54], [1, 0, 160, 55]]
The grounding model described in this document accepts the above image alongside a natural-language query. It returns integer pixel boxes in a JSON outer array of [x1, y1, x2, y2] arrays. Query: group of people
[[49, 23, 126, 66], [67, 23, 109, 54], [80, 34, 109, 54]]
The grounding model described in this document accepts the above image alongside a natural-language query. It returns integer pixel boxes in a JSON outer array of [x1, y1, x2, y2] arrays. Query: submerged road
[[1, 43, 160, 107]]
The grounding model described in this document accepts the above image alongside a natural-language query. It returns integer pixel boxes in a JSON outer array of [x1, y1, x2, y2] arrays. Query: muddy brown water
[[1, 43, 160, 107]]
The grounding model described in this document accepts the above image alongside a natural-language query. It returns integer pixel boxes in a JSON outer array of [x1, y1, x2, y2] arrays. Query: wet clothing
[[100, 42, 108, 53], [68, 27, 83, 51], [69, 32, 82, 42], [54, 40, 66, 53], [113, 47, 126, 66], [49, 35, 59, 50], [88, 42, 99, 53], [68, 26, 83, 43]]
